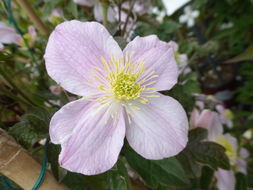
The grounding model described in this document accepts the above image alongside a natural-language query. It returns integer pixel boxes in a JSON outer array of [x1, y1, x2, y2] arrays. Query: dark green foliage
[[124, 147, 189, 188]]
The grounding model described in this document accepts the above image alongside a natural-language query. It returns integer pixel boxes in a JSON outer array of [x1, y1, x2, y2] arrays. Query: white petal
[[125, 93, 188, 159]]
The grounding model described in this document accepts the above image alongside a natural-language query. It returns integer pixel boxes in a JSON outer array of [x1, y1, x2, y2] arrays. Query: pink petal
[[93, 3, 103, 21], [236, 158, 247, 175], [215, 169, 235, 190], [123, 35, 178, 91], [168, 41, 179, 51], [0, 22, 21, 45], [240, 148, 249, 159], [190, 108, 200, 129], [44, 21, 123, 96], [224, 134, 238, 151], [93, 3, 116, 22], [49, 99, 93, 144], [194, 109, 223, 140], [57, 102, 125, 175], [125, 94, 188, 159]]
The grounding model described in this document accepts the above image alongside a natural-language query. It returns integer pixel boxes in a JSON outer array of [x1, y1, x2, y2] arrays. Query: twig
[[122, 0, 136, 37]]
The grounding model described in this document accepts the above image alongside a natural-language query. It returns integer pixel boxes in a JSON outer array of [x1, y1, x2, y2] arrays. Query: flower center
[[111, 73, 141, 100], [84, 53, 159, 109]]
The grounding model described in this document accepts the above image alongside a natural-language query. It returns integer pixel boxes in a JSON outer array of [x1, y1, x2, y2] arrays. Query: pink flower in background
[[121, 0, 151, 16], [44, 20, 189, 175], [49, 8, 64, 24], [190, 107, 249, 190], [0, 22, 21, 50], [216, 104, 234, 128], [215, 169, 235, 190], [214, 135, 249, 190], [190, 108, 223, 140], [73, 0, 116, 22]]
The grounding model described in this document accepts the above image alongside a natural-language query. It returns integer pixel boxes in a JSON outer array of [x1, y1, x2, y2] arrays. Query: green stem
[[101, 2, 108, 27], [0, 68, 36, 106], [0, 87, 31, 106]]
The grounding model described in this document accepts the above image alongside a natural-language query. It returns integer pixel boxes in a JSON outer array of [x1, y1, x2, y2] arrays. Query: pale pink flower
[[0, 22, 21, 50], [195, 100, 204, 110], [215, 169, 235, 190], [44, 21, 189, 175], [236, 148, 249, 175], [191, 108, 248, 190], [73, 0, 116, 22], [190, 108, 223, 140], [49, 8, 64, 23], [121, 0, 151, 16], [49, 85, 61, 95]]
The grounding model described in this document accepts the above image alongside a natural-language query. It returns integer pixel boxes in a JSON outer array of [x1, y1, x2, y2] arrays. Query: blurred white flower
[[243, 129, 252, 140], [179, 6, 199, 27], [152, 7, 166, 23], [162, 0, 191, 16]]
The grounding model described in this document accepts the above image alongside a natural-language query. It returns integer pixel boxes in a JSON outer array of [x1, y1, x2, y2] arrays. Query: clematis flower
[[191, 108, 249, 190], [179, 6, 199, 27], [0, 22, 21, 50], [44, 20, 189, 175]]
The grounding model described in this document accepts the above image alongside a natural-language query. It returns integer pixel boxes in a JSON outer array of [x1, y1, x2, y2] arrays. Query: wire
[[31, 139, 49, 190], [1, 176, 14, 190]]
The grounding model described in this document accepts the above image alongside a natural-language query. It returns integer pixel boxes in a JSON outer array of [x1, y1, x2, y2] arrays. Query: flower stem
[[101, 2, 108, 28]]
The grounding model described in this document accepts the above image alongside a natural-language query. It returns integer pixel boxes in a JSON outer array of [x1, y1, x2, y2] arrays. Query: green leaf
[[124, 148, 158, 188], [176, 150, 202, 178], [62, 172, 108, 190], [9, 121, 39, 149], [124, 148, 189, 188], [177, 128, 230, 179], [200, 166, 215, 189], [182, 128, 230, 170], [225, 46, 253, 63], [188, 127, 208, 143], [47, 143, 62, 181], [22, 114, 48, 134], [62, 173, 90, 190], [9, 107, 51, 148], [68, 1, 78, 18], [151, 158, 189, 186], [191, 141, 230, 170], [109, 159, 132, 190]]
